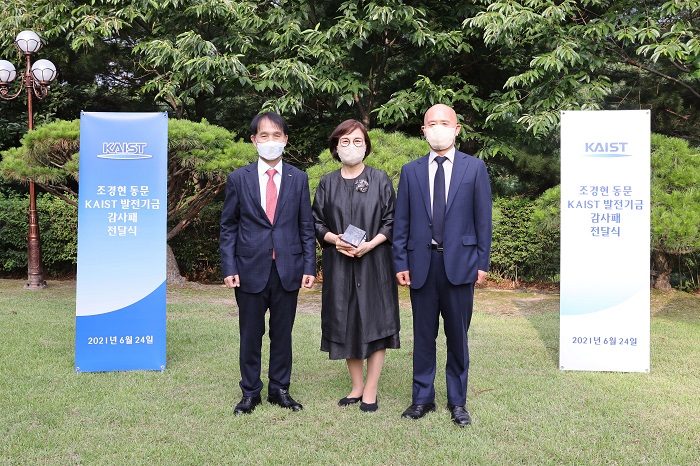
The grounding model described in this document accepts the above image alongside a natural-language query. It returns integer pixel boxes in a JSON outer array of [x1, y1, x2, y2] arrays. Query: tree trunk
[[166, 243, 187, 286], [651, 251, 672, 290]]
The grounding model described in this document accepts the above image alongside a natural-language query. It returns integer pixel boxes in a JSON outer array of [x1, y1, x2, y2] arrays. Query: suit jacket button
[[268, 248, 273, 252], [356, 283, 360, 287]]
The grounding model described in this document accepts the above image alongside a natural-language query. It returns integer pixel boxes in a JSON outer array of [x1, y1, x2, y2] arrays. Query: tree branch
[[611, 45, 700, 100]]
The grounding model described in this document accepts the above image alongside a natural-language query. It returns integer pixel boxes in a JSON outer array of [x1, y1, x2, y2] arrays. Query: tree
[[650, 134, 700, 290], [0, 118, 255, 282], [1, 1, 488, 159], [465, 0, 700, 144], [3, 0, 698, 192]]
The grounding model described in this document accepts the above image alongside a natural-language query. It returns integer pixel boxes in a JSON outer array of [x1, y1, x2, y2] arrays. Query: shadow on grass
[[651, 289, 700, 324], [476, 289, 561, 368]]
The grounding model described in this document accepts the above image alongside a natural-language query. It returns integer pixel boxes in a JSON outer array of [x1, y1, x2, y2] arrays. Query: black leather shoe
[[338, 396, 362, 407], [401, 403, 436, 419], [447, 405, 472, 427], [233, 395, 262, 415], [267, 388, 303, 411], [360, 397, 378, 412]]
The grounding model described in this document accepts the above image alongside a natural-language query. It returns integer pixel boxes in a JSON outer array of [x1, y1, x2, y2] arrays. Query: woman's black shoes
[[338, 396, 362, 407], [360, 398, 378, 412]]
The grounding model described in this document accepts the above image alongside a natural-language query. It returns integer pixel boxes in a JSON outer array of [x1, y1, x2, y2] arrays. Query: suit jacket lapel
[[413, 154, 432, 220], [243, 163, 268, 221], [274, 162, 294, 224], [446, 151, 468, 215]]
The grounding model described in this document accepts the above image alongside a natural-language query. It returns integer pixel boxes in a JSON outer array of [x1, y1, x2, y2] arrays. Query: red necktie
[[266, 168, 277, 223], [266, 169, 277, 258]]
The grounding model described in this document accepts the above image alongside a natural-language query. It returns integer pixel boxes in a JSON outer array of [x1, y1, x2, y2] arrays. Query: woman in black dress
[[312, 120, 400, 412]]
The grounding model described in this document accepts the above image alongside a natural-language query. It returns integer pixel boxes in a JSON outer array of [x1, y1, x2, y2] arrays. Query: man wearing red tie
[[220, 112, 316, 415]]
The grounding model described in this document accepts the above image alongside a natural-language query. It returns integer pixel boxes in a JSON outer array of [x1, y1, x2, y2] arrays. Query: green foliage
[[165, 118, 254, 241], [168, 200, 223, 283], [650, 134, 700, 255], [490, 196, 559, 282], [490, 145, 560, 197], [0, 120, 81, 204], [466, 0, 700, 146], [0, 191, 77, 275], [0, 190, 27, 272], [36, 193, 78, 273], [531, 185, 561, 235]]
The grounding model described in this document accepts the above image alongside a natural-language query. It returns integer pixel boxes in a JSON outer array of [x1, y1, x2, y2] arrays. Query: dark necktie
[[432, 156, 446, 244]]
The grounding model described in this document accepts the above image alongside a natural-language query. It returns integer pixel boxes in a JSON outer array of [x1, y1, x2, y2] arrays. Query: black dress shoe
[[447, 405, 472, 427], [338, 396, 362, 407], [267, 388, 303, 411], [233, 395, 262, 415], [360, 397, 378, 412], [401, 403, 436, 419]]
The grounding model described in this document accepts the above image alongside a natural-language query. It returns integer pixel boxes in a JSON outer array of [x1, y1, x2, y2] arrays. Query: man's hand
[[301, 274, 315, 288], [224, 275, 240, 288], [476, 269, 487, 286], [396, 270, 411, 286]]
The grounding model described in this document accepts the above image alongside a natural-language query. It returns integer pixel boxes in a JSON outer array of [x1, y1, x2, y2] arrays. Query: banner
[[75, 112, 168, 372], [559, 110, 650, 372]]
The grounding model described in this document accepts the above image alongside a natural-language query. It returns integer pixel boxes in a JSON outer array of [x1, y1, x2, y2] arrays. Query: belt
[[429, 243, 443, 251]]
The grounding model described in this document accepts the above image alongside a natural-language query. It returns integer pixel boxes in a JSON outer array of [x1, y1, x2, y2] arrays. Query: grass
[[1, 279, 699, 465]]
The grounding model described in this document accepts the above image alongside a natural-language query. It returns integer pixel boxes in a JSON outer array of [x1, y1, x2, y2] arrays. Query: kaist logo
[[98, 142, 152, 160], [583, 142, 631, 157]]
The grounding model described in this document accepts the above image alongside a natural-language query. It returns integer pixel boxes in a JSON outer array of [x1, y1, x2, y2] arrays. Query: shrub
[[0, 191, 78, 276], [168, 201, 223, 282], [490, 196, 560, 282]]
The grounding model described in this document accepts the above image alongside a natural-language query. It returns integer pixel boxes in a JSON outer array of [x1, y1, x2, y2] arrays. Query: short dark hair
[[329, 119, 371, 162], [250, 112, 288, 136]]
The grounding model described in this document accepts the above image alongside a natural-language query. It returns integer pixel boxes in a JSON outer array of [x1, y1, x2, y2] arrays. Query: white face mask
[[256, 141, 285, 161], [424, 125, 457, 151], [337, 145, 365, 166]]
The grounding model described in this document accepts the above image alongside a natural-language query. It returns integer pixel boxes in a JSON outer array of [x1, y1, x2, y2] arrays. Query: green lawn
[[1, 279, 698, 465]]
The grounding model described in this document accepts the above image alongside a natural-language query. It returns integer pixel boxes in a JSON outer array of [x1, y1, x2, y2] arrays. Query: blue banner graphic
[[75, 112, 168, 372], [559, 110, 650, 373]]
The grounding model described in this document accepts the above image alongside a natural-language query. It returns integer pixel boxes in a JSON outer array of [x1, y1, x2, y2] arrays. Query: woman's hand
[[352, 233, 387, 259], [351, 240, 373, 258], [335, 234, 356, 257]]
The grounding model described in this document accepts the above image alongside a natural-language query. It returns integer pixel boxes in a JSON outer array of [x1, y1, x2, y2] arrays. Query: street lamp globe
[[0, 60, 17, 83], [15, 30, 43, 55], [30, 59, 57, 84]]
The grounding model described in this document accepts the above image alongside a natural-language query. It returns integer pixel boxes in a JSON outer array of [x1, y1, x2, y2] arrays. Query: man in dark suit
[[393, 104, 492, 426], [220, 111, 316, 415]]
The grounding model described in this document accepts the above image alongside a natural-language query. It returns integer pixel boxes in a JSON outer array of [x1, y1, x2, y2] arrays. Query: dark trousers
[[234, 261, 299, 397], [409, 249, 474, 406]]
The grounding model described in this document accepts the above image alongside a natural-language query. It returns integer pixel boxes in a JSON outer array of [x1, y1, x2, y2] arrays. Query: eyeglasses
[[339, 138, 365, 147]]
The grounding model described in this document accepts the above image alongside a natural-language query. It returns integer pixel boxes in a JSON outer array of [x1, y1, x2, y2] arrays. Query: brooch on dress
[[354, 179, 369, 193]]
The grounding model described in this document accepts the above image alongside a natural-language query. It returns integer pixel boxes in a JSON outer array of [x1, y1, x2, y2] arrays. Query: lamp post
[[0, 30, 57, 289]]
